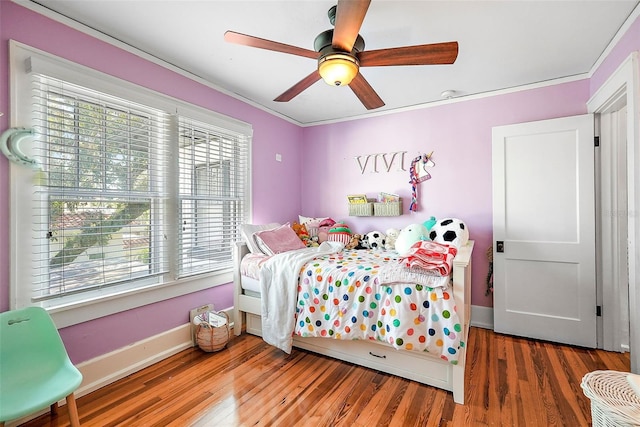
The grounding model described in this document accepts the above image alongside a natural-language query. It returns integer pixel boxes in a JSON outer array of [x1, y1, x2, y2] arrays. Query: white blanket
[[378, 262, 450, 288], [259, 241, 344, 353]]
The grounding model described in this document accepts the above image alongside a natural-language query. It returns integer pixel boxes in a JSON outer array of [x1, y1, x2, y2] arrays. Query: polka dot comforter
[[293, 249, 464, 364]]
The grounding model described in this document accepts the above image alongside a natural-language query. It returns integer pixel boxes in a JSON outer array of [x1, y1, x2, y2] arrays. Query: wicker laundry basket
[[195, 311, 230, 352], [581, 370, 640, 426]]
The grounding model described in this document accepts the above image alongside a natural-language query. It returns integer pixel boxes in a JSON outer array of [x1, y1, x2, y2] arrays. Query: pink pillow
[[253, 223, 306, 255]]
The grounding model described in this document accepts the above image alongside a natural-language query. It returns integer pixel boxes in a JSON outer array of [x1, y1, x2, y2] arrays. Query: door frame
[[587, 52, 639, 373], [596, 107, 629, 352]]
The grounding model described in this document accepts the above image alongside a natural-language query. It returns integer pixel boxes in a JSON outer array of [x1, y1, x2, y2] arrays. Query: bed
[[232, 233, 474, 404]]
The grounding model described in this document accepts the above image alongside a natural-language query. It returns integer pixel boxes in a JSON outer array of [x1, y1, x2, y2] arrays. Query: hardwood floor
[[21, 327, 630, 427]]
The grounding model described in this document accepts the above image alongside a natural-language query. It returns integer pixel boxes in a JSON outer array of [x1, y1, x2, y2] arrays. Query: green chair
[[0, 307, 83, 427]]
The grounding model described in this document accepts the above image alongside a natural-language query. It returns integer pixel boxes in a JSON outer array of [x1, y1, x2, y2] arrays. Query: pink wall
[[1, 2, 638, 364], [302, 11, 640, 310], [0, 2, 303, 363], [590, 13, 640, 96], [302, 81, 591, 308]]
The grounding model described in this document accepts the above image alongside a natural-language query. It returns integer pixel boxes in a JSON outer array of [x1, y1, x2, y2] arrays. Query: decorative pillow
[[253, 223, 306, 255], [298, 215, 329, 225], [240, 222, 281, 254]]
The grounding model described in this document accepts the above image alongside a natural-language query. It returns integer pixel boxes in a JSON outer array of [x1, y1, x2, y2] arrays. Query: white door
[[492, 114, 596, 347]]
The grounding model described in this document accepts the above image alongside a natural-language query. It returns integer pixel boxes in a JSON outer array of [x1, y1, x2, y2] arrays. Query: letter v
[[355, 155, 373, 174]]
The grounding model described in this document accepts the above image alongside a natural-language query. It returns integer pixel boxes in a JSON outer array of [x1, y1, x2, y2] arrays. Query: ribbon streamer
[[408, 152, 434, 212]]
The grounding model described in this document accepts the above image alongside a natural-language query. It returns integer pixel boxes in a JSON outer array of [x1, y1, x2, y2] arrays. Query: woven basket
[[581, 370, 640, 426], [373, 199, 402, 216], [196, 311, 230, 352], [348, 201, 373, 216]]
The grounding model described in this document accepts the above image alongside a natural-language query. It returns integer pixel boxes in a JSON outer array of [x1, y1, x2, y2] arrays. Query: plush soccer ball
[[362, 230, 386, 250], [429, 218, 469, 248]]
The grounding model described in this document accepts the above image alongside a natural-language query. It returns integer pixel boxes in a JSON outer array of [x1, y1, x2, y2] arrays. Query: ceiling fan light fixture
[[318, 53, 359, 86]]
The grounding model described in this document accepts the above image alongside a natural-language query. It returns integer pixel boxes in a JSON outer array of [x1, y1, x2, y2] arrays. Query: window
[[10, 42, 251, 326], [178, 118, 249, 277], [31, 76, 169, 301]]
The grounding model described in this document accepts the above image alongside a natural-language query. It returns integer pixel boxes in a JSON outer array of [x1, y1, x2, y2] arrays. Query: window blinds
[[30, 74, 170, 301], [177, 117, 249, 277]]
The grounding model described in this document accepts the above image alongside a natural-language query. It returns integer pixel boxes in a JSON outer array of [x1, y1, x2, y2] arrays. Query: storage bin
[[374, 199, 402, 216], [581, 370, 640, 426], [194, 311, 230, 352], [348, 201, 374, 216]]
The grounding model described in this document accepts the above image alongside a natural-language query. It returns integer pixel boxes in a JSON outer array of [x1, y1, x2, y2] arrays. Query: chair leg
[[51, 401, 59, 415], [66, 393, 81, 427]]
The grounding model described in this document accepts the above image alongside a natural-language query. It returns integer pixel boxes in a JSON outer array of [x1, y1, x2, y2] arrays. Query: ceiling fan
[[224, 0, 459, 110]]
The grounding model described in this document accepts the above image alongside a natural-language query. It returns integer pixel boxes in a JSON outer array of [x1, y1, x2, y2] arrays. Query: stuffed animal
[[345, 233, 362, 250], [423, 216, 437, 232], [291, 221, 315, 247], [316, 218, 336, 243], [327, 222, 352, 245], [429, 218, 469, 249], [384, 228, 400, 251], [362, 230, 386, 250], [395, 223, 428, 256], [291, 221, 310, 240]]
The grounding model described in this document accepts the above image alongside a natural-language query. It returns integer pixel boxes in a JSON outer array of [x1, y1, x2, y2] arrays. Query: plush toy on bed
[[362, 230, 386, 250], [384, 228, 400, 251], [429, 218, 469, 249], [327, 222, 352, 245], [423, 216, 438, 232], [291, 221, 317, 247], [345, 233, 363, 250], [316, 218, 336, 243], [395, 223, 428, 256], [291, 221, 309, 240]]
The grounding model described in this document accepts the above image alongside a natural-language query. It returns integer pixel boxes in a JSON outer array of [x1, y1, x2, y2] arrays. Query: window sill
[[47, 270, 233, 328]]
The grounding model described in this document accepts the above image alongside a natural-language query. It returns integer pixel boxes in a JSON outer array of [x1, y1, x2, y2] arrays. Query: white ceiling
[[24, 0, 640, 125]]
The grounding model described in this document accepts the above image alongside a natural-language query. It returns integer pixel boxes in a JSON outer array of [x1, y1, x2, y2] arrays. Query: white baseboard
[[76, 306, 233, 398], [470, 305, 494, 330], [76, 323, 193, 397]]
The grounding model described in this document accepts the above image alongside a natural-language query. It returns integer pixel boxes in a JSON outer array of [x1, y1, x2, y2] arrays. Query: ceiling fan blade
[[349, 73, 385, 110], [332, 0, 371, 52], [224, 31, 319, 59], [274, 70, 321, 102], [358, 42, 459, 67]]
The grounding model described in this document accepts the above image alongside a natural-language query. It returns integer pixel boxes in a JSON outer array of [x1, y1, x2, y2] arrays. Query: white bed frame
[[232, 240, 474, 404]]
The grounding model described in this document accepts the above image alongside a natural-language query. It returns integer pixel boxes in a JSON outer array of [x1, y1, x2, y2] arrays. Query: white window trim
[[9, 40, 252, 328]]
